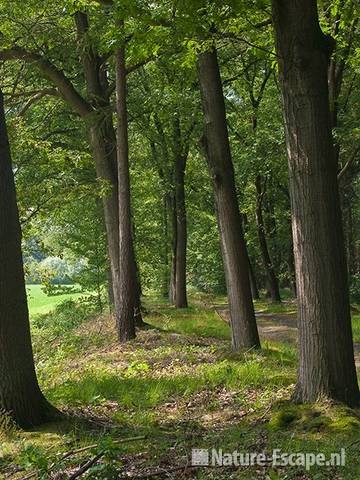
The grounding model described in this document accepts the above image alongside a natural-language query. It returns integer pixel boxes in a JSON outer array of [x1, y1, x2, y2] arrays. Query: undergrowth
[[0, 295, 359, 479]]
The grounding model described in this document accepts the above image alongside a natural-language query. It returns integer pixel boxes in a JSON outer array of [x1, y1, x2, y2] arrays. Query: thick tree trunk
[[198, 48, 260, 351], [115, 32, 137, 341], [0, 92, 57, 427], [174, 144, 188, 308], [255, 175, 281, 302], [272, 0, 359, 406], [174, 169, 188, 308]]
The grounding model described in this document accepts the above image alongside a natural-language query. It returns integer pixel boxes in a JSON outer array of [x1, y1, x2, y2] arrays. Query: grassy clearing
[[26, 284, 83, 316], [0, 296, 359, 479]]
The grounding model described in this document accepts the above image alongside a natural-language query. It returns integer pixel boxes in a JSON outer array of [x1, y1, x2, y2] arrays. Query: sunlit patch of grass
[[26, 284, 84, 316], [254, 299, 297, 315], [144, 303, 231, 341]]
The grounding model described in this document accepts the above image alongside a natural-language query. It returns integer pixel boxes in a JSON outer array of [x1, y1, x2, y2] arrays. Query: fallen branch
[[68, 451, 104, 480], [59, 434, 146, 460], [17, 435, 146, 480]]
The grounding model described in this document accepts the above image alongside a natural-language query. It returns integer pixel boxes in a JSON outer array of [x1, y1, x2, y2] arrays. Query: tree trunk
[[347, 204, 355, 278], [173, 117, 188, 308], [89, 116, 120, 315], [107, 266, 115, 312], [287, 238, 297, 297], [272, 0, 359, 406], [161, 192, 170, 298], [152, 142, 171, 299], [255, 175, 281, 302], [0, 91, 57, 427], [133, 254, 147, 328], [241, 214, 260, 300], [115, 29, 137, 341], [174, 158, 188, 308], [198, 48, 260, 351], [76, 12, 142, 334], [169, 194, 177, 304], [247, 255, 260, 300]]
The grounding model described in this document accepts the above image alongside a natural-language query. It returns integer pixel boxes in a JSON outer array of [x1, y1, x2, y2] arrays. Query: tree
[[272, 0, 359, 405], [0, 90, 57, 427], [198, 47, 260, 351], [0, 4, 144, 336], [115, 19, 137, 341], [172, 116, 189, 308]]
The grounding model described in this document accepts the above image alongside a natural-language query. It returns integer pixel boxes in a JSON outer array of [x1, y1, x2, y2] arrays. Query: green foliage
[[32, 299, 97, 335], [18, 445, 49, 477]]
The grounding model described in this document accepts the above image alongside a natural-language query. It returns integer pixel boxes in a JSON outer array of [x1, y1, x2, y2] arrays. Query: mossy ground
[[0, 295, 359, 479]]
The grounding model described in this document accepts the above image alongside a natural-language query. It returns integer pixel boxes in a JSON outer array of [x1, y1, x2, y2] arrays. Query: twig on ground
[[58, 434, 146, 460], [67, 451, 104, 479], [17, 435, 146, 480]]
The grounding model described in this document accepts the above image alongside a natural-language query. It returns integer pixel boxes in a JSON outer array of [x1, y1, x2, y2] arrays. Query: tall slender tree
[[0, 91, 57, 427], [115, 20, 138, 341], [198, 47, 260, 351], [272, 0, 359, 405]]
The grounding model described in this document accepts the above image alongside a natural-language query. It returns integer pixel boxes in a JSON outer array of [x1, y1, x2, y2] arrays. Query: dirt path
[[213, 305, 360, 369]]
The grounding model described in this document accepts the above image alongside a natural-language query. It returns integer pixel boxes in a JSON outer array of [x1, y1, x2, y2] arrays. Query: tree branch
[[18, 87, 58, 116], [338, 145, 360, 181], [0, 46, 92, 117]]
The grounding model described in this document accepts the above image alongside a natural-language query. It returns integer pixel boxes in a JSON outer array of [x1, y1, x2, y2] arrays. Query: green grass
[[26, 284, 83, 316], [1, 295, 360, 479], [199, 291, 359, 342], [352, 315, 360, 343]]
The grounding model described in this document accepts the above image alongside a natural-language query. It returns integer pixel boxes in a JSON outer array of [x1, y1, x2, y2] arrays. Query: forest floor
[[211, 299, 360, 368], [1, 294, 360, 480]]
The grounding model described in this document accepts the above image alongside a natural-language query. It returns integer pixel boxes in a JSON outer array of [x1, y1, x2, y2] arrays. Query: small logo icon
[[192, 449, 209, 466]]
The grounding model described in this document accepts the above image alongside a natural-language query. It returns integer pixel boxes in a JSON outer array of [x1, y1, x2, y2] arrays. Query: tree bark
[[115, 26, 137, 341], [75, 11, 121, 320], [272, 0, 359, 406], [75, 12, 142, 334], [247, 254, 260, 300], [198, 48, 260, 351], [173, 119, 188, 308], [255, 175, 281, 302], [169, 194, 177, 304], [0, 91, 58, 427], [161, 192, 170, 298], [89, 115, 120, 313], [174, 159, 188, 308], [287, 236, 297, 297], [151, 142, 171, 298]]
